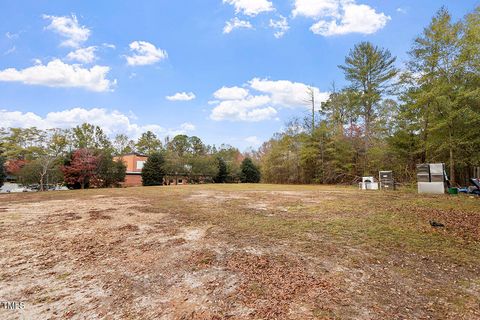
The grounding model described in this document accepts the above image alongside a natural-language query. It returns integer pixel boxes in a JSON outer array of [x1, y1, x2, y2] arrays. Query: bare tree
[[304, 87, 316, 135], [37, 129, 67, 191]]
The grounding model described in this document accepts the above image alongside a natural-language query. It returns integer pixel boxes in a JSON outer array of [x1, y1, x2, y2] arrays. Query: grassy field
[[0, 184, 479, 319]]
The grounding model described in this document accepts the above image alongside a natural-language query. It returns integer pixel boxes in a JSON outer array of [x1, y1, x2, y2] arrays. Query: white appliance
[[418, 182, 445, 194], [360, 176, 379, 190], [417, 163, 446, 194]]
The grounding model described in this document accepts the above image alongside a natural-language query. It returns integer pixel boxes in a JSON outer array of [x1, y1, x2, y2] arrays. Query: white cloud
[[223, 0, 274, 16], [223, 17, 253, 34], [125, 41, 168, 66], [243, 107, 278, 121], [166, 92, 196, 101], [292, 0, 340, 19], [0, 108, 194, 139], [213, 86, 249, 100], [102, 43, 116, 49], [0, 110, 44, 129], [166, 122, 197, 137], [249, 78, 329, 108], [269, 16, 290, 38], [210, 78, 329, 122], [210, 95, 277, 122], [310, 3, 390, 36], [396, 7, 407, 14], [292, 0, 390, 36], [245, 135, 262, 146], [0, 59, 115, 92], [43, 14, 90, 47], [66, 46, 97, 63], [180, 122, 196, 131]]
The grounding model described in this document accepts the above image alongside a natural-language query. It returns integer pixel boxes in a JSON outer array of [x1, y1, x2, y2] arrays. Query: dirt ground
[[0, 184, 479, 319]]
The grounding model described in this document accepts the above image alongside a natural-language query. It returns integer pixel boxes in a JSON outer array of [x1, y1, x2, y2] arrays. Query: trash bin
[[448, 187, 458, 195]]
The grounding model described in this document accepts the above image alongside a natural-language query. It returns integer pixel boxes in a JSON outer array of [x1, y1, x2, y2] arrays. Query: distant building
[[115, 153, 214, 187], [165, 175, 189, 185], [114, 153, 148, 187]]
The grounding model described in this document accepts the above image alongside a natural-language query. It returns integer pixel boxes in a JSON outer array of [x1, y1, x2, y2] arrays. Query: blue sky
[[0, 0, 478, 150]]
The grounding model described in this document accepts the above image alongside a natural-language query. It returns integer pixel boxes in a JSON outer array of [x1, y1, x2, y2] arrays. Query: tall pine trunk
[[449, 127, 455, 184], [363, 103, 372, 174], [421, 105, 430, 163]]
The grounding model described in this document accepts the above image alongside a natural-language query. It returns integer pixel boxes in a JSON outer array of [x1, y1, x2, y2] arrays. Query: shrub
[[141, 152, 166, 186]]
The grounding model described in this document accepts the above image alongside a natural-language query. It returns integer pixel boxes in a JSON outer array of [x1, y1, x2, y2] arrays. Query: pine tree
[[96, 152, 127, 187], [141, 152, 166, 186], [240, 158, 261, 183], [136, 131, 162, 155], [339, 42, 398, 173], [72, 123, 112, 151], [404, 7, 480, 183], [113, 134, 136, 155], [214, 157, 228, 183]]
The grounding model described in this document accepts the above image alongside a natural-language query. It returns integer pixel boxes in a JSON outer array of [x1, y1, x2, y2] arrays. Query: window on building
[[136, 161, 145, 170]]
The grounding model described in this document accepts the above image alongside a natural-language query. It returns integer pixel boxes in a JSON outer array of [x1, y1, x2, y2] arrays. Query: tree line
[[140, 152, 260, 186], [258, 7, 480, 186], [1, 7, 478, 188], [0, 123, 261, 189]]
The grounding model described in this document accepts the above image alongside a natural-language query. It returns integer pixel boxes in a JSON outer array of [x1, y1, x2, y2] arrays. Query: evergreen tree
[[96, 152, 127, 187], [71, 123, 112, 151], [339, 42, 398, 173], [141, 152, 166, 186], [136, 131, 162, 155], [113, 134, 136, 155], [167, 135, 191, 156], [401, 7, 480, 183], [215, 145, 243, 182], [240, 157, 261, 183], [321, 88, 359, 136], [214, 157, 228, 183], [0, 127, 47, 159], [189, 136, 206, 155]]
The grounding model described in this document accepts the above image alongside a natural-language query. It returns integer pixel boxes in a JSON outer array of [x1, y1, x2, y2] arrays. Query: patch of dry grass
[[0, 184, 479, 319]]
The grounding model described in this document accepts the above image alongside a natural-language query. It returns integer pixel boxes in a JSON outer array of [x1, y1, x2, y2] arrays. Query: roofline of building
[[126, 171, 142, 175], [125, 171, 215, 177], [118, 152, 148, 157]]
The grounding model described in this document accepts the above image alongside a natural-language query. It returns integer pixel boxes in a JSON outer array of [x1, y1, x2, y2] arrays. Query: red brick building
[[115, 153, 196, 187], [115, 153, 148, 187]]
